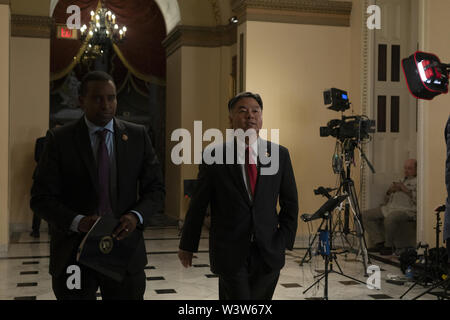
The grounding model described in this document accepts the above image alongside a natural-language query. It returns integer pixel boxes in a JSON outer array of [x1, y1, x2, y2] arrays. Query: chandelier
[[75, 1, 127, 65]]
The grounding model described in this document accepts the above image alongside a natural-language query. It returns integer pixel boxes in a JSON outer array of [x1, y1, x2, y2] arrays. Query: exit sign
[[56, 24, 79, 40]]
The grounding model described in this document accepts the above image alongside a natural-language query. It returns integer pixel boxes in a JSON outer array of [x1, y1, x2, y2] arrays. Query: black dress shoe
[[29, 231, 40, 238]]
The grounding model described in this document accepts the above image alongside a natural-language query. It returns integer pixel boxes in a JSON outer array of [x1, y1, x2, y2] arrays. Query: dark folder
[[76, 216, 140, 282]]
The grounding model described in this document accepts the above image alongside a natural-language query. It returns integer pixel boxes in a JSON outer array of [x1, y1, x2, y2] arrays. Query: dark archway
[[50, 0, 167, 174]]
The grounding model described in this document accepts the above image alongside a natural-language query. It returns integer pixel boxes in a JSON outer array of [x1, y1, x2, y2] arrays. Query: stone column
[[0, 0, 10, 254], [9, 13, 52, 232]]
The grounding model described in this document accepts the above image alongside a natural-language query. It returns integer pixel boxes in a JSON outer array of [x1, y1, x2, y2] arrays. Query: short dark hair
[[228, 92, 263, 111], [79, 71, 115, 97]]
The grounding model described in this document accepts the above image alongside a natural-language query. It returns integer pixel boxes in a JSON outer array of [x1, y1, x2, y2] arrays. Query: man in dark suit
[[29, 136, 47, 238], [30, 71, 165, 300], [178, 92, 299, 300], [445, 115, 450, 260], [30, 122, 63, 238]]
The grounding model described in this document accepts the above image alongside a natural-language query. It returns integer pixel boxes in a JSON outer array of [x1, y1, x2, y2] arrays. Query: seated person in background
[[363, 159, 417, 255]]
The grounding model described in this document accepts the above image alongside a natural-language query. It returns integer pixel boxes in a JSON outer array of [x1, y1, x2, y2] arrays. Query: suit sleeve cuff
[[129, 210, 144, 225], [70, 215, 85, 233]]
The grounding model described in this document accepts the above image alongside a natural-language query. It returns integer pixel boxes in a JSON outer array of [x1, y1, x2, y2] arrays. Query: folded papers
[[76, 216, 139, 282]]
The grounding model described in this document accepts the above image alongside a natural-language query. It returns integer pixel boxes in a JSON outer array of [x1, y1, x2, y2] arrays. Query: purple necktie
[[96, 129, 112, 216]]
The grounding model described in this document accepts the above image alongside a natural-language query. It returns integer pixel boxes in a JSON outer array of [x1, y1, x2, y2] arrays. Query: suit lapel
[[74, 118, 98, 193], [226, 142, 251, 206], [257, 139, 272, 169], [254, 139, 272, 201]]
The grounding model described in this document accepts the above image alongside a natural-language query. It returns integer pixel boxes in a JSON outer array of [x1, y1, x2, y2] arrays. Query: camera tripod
[[302, 209, 371, 300], [335, 156, 371, 276], [299, 155, 371, 275], [401, 205, 450, 300]]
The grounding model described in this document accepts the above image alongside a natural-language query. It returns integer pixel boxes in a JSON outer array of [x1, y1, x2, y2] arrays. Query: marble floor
[[0, 226, 444, 300]]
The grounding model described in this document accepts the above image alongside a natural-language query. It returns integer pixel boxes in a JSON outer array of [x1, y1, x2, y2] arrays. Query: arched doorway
[[50, 0, 181, 33], [363, 0, 419, 250], [49, 1, 183, 226], [49, 0, 176, 174]]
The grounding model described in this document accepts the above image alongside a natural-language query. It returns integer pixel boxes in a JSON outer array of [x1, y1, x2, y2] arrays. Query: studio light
[[402, 51, 449, 100]]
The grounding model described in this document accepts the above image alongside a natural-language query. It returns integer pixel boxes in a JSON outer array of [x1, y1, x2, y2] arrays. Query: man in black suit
[[30, 71, 165, 300], [30, 122, 63, 238], [29, 136, 47, 238], [178, 92, 298, 300], [445, 115, 450, 260]]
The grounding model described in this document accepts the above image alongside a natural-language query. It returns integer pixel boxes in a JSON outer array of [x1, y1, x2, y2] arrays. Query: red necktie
[[245, 146, 257, 195]]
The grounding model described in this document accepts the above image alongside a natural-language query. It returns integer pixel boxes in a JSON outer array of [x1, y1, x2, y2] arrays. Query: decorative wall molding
[[0, 0, 10, 5], [162, 24, 237, 57], [11, 14, 53, 38], [209, 0, 222, 26], [360, 0, 379, 212], [231, 0, 352, 27], [360, 0, 371, 211]]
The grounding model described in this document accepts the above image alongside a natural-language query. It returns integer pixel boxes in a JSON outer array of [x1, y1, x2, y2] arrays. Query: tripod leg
[[347, 181, 371, 273], [412, 278, 450, 300], [299, 220, 325, 266], [299, 244, 313, 265], [332, 258, 368, 286], [333, 254, 344, 274], [331, 209, 351, 251], [302, 274, 325, 294], [400, 282, 418, 299], [324, 254, 329, 300], [303, 218, 332, 299]]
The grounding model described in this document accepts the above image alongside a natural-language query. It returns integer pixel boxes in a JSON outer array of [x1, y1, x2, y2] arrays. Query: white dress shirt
[[235, 138, 259, 201]]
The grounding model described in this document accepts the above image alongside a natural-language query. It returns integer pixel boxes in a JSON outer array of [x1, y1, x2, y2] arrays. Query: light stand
[[299, 218, 326, 266], [404, 206, 450, 300], [302, 207, 369, 300], [299, 142, 372, 274], [299, 187, 352, 266], [299, 188, 333, 266]]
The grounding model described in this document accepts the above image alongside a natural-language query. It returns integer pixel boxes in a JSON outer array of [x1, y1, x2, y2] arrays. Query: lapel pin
[[122, 134, 128, 141]]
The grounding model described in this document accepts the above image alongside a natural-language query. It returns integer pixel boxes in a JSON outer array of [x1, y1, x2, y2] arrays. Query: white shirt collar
[[236, 137, 259, 165], [84, 116, 114, 135]]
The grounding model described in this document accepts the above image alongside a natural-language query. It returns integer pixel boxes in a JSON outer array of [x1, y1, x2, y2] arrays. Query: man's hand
[[112, 213, 138, 241], [387, 184, 396, 195], [387, 182, 412, 197], [78, 215, 99, 233], [178, 249, 193, 268], [388, 182, 402, 194], [396, 182, 412, 195]]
